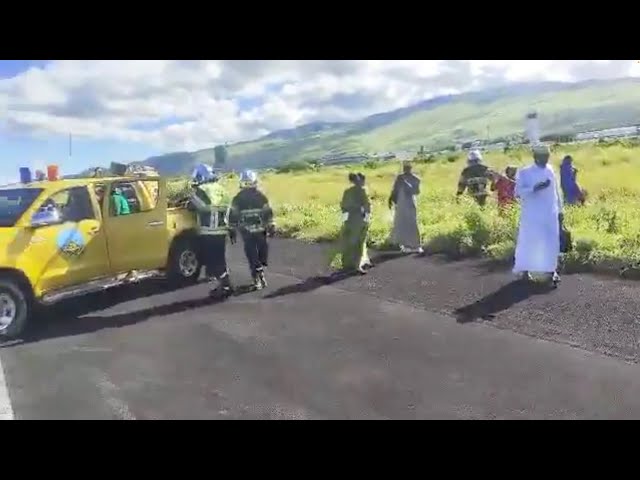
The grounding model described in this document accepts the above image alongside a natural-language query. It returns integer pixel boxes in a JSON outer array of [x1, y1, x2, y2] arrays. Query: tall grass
[[169, 141, 640, 272]]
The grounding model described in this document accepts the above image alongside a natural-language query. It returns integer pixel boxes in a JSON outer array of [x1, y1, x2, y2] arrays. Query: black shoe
[[252, 276, 263, 290], [517, 271, 532, 282], [210, 286, 233, 298], [209, 276, 233, 297], [258, 271, 267, 289], [250, 270, 268, 290]]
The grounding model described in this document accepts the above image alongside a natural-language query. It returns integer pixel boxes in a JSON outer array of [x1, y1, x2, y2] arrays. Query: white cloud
[[0, 60, 637, 152]]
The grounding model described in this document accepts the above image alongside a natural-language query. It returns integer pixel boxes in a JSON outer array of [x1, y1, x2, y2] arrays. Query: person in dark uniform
[[229, 170, 275, 290], [456, 149, 492, 206], [189, 164, 235, 297]]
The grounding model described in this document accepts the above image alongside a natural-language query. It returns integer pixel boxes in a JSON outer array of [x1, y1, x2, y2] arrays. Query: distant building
[[575, 126, 639, 141], [370, 151, 397, 161], [321, 153, 369, 165]]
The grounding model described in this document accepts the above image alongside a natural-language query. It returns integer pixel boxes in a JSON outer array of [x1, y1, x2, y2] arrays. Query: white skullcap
[[532, 143, 550, 156]]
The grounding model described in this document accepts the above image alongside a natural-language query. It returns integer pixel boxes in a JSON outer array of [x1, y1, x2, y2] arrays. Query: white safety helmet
[[239, 169, 258, 188], [191, 164, 216, 184], [467, 149, 483, 165]]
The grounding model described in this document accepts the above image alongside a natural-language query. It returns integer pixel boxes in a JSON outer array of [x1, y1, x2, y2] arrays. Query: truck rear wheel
[[167, 237, 202, 286], [0, 279, 31, 340]]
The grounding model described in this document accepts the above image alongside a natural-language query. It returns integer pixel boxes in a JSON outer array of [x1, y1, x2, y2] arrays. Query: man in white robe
[[389, 162, 423, 254], [513, 144, 564, 286]]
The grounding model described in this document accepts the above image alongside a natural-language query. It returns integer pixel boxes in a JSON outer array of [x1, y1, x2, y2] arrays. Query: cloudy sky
[[1, 60, 638, 182]]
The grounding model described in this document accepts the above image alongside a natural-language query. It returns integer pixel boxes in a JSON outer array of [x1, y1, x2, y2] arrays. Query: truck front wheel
[[0, 279, 31, 340], [167, 237, 202, 286]]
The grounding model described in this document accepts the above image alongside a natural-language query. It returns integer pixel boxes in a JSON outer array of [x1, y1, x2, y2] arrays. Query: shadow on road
[[454, 280, 555, 324], [470, 258, 513, 277], [2, 281, 257, 347], [264, 251, 406, 300]]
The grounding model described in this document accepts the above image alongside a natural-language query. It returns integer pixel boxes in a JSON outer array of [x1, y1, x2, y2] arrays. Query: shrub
[[167, 141, 640, 274]]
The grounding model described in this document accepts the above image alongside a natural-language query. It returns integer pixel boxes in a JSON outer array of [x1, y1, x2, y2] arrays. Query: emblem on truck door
[[56, 227, 86, 257]]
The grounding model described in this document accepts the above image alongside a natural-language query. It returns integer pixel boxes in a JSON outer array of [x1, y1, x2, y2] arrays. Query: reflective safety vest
[[192, 183, 231, 236], [197, 206, 231, 236], [238, 208, 267, 233], [459, 164, 490, 198]]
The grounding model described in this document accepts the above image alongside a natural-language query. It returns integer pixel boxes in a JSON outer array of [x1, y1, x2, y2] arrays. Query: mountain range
[[137, 77, 640, 175]]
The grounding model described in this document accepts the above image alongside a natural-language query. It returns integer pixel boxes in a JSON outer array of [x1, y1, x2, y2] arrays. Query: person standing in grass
[[560, 155, 586, 206], [513, 144, 563, 287], [490, 166, 517, 211], [339, 172, 371, 275], [457, 149, 492, 206], [389, 161, 423, 254]]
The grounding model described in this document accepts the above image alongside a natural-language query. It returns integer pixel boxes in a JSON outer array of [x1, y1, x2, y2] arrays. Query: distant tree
[[540, 133, 575, 144], [275, 160, 313, 174]]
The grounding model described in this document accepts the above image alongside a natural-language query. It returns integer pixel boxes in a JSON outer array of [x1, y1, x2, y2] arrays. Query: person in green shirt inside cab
[[111, 187, 131, 216]]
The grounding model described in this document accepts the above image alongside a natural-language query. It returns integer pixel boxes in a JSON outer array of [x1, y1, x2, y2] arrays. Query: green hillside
[[139, 78, 640, 175]]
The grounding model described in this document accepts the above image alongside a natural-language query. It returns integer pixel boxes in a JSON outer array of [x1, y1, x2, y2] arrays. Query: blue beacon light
[[19, 167, 33, 184]]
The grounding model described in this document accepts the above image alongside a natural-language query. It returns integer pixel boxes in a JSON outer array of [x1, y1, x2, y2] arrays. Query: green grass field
[[168, 140, 640, 274]]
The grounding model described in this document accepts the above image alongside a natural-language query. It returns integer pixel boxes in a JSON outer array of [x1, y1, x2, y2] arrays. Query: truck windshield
[[0, 188, 44, 227]]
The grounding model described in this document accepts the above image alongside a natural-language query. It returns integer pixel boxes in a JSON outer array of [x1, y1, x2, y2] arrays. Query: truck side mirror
[[30, 207, 62, 228]]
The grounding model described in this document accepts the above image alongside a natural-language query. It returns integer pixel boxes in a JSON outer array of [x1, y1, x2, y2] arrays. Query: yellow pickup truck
[[0, 175, 201, 339]]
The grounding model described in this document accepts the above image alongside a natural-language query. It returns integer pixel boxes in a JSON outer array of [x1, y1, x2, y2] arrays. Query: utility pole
[[69, 133, 73, 164]]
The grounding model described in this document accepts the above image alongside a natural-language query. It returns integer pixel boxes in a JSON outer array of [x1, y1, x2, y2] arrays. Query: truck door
[[103, 179, 169, 273], [28, 186, 111, 295]]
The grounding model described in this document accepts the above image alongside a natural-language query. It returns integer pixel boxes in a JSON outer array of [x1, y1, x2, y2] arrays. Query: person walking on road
[[457, 149, 492, 206], [389, 161, 423, 254], [339, 172, 371, 275], [229, 170, 275, 291], [190, 164, 235, 297], [513, 144, 563, 287]]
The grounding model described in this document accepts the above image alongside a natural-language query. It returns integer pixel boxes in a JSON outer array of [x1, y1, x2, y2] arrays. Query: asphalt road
[[2, 238, 640, 419]]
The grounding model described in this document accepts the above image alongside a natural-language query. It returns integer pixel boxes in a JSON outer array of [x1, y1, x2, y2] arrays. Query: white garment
[[390, 173, 421, 249], [513, 163, 563, 274], [525, 114, 540, 144]]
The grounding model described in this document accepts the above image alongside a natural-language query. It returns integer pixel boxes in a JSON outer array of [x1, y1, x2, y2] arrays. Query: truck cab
[[0, 175, 201, 340]]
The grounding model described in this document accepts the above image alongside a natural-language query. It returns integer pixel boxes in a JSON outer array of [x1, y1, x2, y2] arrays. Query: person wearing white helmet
[[229, 169, 275, 290], [512, 143, 563, 287], [189, 164, 235, 297], [456, 149, 492, 206]]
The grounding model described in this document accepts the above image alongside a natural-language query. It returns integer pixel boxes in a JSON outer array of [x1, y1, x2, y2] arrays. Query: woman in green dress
[[339, 172, 371, 274]]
